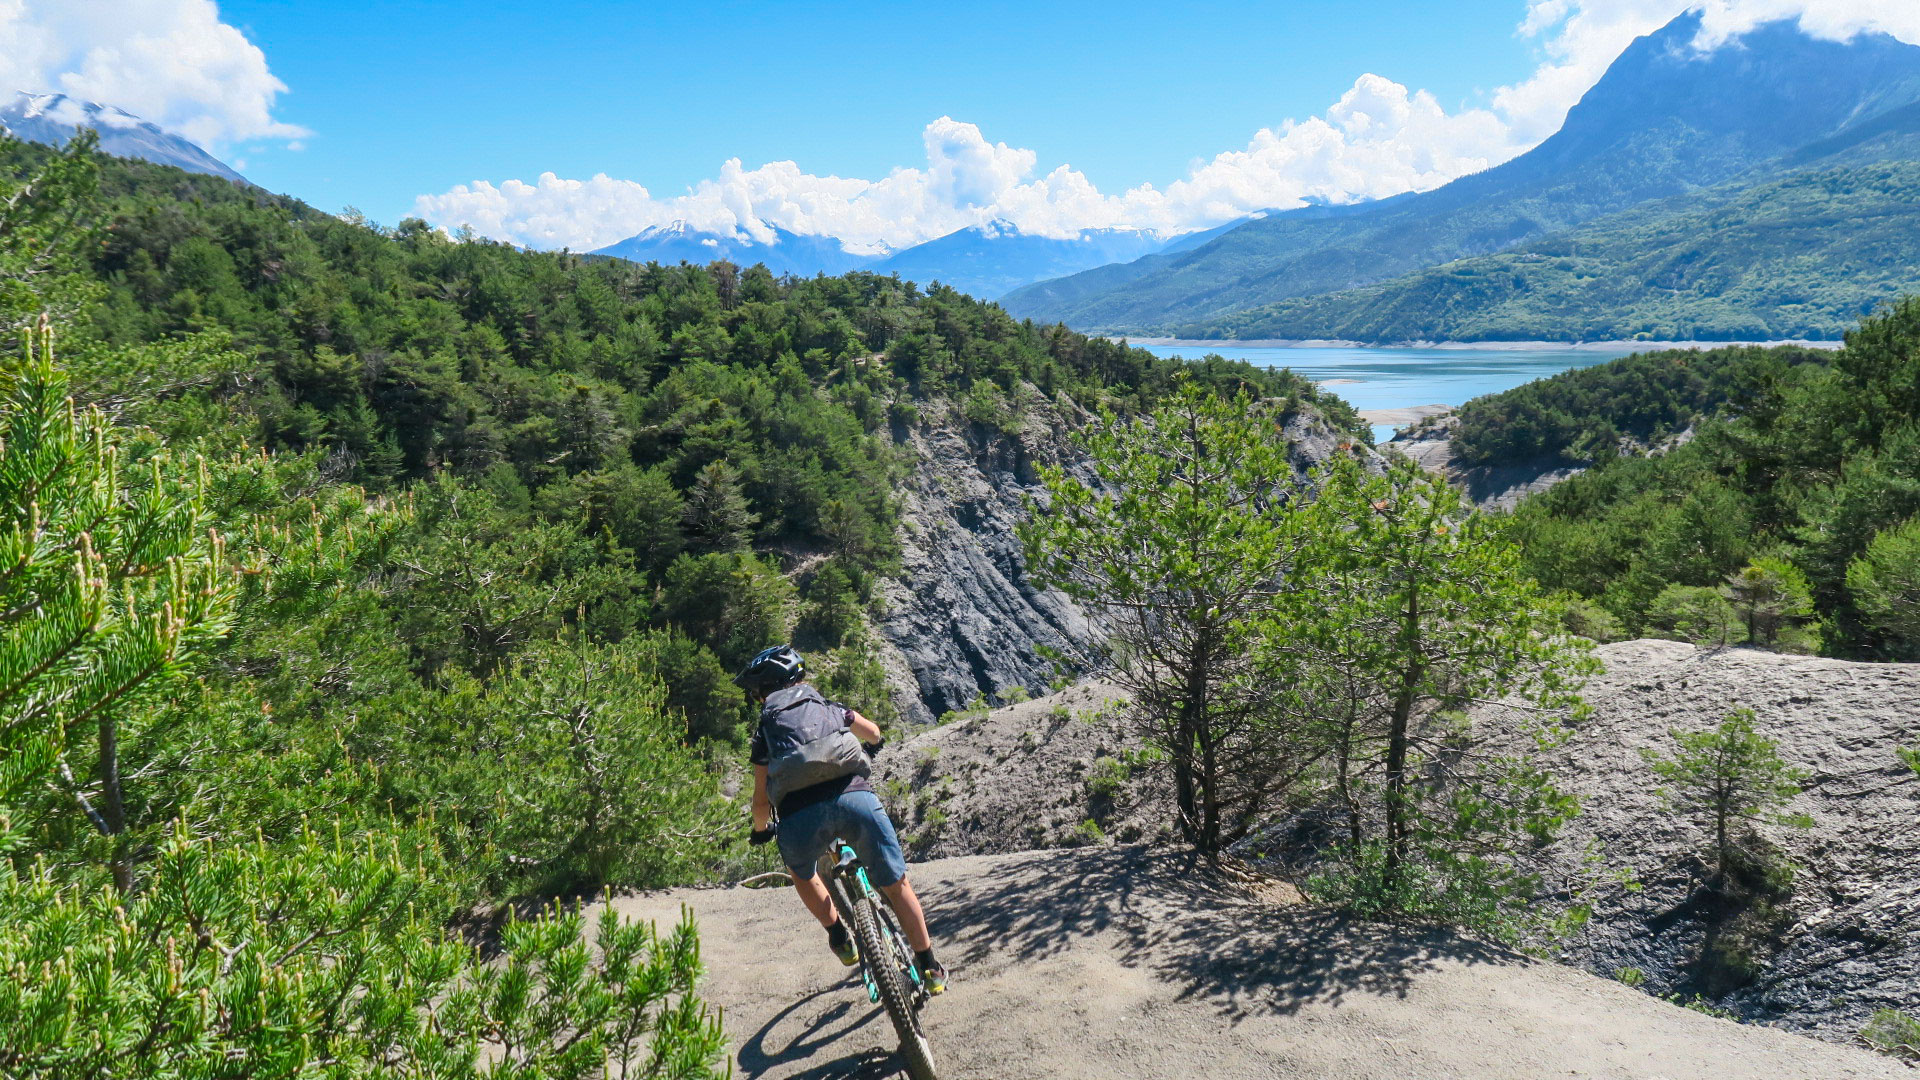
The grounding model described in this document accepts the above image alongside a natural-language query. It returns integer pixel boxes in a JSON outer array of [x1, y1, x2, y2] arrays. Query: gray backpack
[[760, 684, 870, 805]]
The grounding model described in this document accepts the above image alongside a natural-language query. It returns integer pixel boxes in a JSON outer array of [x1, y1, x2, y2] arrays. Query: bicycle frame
[[820, 838, 927, 1003]]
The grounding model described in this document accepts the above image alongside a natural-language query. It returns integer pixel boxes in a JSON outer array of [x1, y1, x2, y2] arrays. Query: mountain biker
[[740, 644, 947, 995]]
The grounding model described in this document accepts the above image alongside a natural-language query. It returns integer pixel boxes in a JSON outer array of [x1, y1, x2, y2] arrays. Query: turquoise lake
[[1136, 342, 1654, 443]]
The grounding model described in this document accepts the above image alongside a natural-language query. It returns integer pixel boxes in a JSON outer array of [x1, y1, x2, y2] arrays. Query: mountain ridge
[[0, 92, 245, 183], [1001, 14, 1920, 334], [1188, 155, 1920, 343]]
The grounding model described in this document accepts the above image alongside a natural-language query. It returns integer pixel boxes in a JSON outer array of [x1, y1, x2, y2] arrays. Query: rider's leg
[[792, 869, 839, 929], [877, 878, 933, 952]]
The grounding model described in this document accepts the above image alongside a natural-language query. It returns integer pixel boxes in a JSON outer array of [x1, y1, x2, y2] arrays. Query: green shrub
[[937, 693, 991, 725], [961, 379, 1014, 430], [423, 638, 737, 895], [1305, 839, 1591, 948], [1647, 585, 1741, 646], [1862, 1009, 1920, 1061], [1846, 517, 1920, 658], [1670, 994, 1740, 1020], [1070, 818, 1108, 845], [1562, 597, 1625, 642], [1086, 755, 1132, 801], [0, 824, 728, 1079]]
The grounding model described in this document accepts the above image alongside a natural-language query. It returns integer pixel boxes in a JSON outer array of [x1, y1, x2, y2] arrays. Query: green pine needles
[[0, 822, 727, 1079], [0, 319, 233, 874]]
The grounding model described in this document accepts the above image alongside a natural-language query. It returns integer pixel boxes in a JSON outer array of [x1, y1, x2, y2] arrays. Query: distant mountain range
[[1001, 12, 1920, 341], [589, 217, 1249, 300], [1, 92, 244, 183], [864, 222, 1171, 300], [592, 221, 878, 277]]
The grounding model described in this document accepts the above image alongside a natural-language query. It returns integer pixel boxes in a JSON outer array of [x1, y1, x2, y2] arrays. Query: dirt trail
[[610, 846, 1904, 1080]]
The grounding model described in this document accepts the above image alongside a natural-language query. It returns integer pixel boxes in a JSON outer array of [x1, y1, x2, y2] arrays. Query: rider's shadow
[[736, 982, 912, 1079]]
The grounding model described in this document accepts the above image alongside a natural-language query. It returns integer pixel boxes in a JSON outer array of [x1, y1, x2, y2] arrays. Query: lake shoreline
[[1113, 336, 1845, 352]]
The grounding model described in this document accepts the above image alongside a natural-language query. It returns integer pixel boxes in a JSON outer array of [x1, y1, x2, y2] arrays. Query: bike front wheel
[[850, 894, 938, 1080]]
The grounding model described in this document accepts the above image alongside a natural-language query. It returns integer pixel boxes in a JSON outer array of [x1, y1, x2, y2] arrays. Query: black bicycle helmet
[[734, 644, 806, 693]]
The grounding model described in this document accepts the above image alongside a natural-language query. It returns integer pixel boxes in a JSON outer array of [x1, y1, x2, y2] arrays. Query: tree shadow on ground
[[735, 983, 910, 1079], [923, 844, 1520, 1022]]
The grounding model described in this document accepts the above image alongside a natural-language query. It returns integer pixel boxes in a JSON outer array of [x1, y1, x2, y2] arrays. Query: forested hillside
[[1477, 299, 1920, 660], [1444, 343, 1830, 465], [0, 134, 1368, 1075], [1187, 160, 1920, 342]]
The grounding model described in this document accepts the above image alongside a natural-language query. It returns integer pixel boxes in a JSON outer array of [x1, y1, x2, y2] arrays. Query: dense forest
[[1444, 343, 1831, 465], [1485, 298, 1920, 659], [1183, 161, 1920, 343], [0, 134, 1367, 1075]]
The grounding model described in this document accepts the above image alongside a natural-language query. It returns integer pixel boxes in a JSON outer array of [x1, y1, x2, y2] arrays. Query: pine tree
[[680, 459, 758, 552], [1284, 454, 1594, 922], [1642, 708, 1812, 881], [1846, 517, 1920, 657], [1723, 557, 1816, 650], [0, 319, 234, 886], [1021, 380, 1314, 858]]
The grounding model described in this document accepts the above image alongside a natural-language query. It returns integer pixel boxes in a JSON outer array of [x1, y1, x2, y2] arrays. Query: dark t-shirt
[[749, 692, 875, 818]]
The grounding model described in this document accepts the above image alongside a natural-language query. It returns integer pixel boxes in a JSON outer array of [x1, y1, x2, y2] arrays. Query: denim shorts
[[778, 789, 909, 888]]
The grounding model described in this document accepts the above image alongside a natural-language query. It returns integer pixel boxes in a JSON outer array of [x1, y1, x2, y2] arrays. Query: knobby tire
[[850, 891, 938, 1080]]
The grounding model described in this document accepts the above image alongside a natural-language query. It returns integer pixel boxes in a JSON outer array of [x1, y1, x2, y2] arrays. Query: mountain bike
[[817, 837, 939, 1080]]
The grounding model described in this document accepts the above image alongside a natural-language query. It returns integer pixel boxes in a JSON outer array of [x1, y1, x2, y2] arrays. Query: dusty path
[[611, 846, 1904, 1080]]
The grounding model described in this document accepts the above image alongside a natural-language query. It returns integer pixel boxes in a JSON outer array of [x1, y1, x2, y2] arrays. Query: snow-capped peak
[[1, 91, 244, 183]]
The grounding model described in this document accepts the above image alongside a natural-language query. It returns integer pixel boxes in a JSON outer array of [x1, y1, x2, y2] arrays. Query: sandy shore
[[1359, 404, 1453, 426]]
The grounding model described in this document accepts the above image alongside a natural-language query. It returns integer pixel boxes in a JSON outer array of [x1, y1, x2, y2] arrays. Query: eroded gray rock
[[872, 393, 1103, 726], [1500, 640, 1920, 1042], [872, 394, 1365, 725]]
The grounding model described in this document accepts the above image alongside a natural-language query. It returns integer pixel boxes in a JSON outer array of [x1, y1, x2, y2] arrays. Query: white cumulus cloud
[[417, 84, 1528, 253], [0, 0, 306, 149], [416, 0, 1920, 253]]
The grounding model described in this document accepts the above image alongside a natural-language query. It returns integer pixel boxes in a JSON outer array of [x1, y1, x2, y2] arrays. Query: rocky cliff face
[[871, 394, 1363, 725], [868, 394, 1101, 727]]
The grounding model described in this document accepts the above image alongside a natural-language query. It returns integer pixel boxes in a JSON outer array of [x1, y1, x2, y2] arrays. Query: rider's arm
[[847, 709, 883, 746], [751, 764, 773, 831]]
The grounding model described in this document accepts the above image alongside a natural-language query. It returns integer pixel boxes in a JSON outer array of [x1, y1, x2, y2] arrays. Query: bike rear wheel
[[850, 893, 938, 1080], [818, 851, 858, 931]]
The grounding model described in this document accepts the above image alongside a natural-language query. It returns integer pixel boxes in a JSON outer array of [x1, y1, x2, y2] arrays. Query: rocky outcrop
[[869, 681, 1159, 859], [872, 393, 1366, 725], [1387, 413, 1586, 511], [1388, 412, 1699, 511], [868, 392, 1103, 727], [1497, 640, 1920, 1043]]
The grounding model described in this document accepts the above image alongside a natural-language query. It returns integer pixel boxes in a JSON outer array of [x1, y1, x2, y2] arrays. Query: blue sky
[[10, 1, 1917, 251], [218, 0, 1536, 223]]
